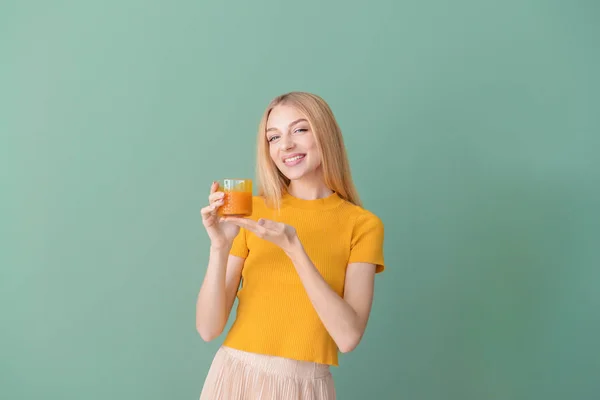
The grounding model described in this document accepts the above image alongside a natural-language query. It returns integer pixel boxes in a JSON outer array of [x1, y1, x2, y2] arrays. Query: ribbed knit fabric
[[223, 192, 385, 367]]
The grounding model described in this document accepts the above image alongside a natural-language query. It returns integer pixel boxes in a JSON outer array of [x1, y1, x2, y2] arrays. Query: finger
[[212, 198, 224, 208], [209, 181, 219, 195], [257, 218, 279, 229], [248, 224, 269, 237], [223, 217, 253, 228], [256, 219, 284, 236], [200, 205, 214, 220], [224, 217, 268, 235], [200, 203, 221, 219], [208, 192, 225, 203]]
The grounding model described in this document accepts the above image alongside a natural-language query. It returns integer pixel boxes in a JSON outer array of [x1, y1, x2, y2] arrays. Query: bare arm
[[197, 181, 245, 341], [195, 247, 244, 341], [222, 216, 379, 353], [287, 240, 376, 353]]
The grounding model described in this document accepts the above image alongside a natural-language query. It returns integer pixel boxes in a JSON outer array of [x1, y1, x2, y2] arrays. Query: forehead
[[266, 104, 307, 129]]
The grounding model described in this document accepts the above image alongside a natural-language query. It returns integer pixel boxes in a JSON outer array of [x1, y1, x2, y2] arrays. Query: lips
[[282, 153, 306, 166]]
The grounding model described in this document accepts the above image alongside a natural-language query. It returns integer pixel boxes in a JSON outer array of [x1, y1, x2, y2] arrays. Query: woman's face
[[266, 104, 322, 182]]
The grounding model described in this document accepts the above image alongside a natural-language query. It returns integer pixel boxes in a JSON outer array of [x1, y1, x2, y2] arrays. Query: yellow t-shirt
[[223, 191, 385, 366]]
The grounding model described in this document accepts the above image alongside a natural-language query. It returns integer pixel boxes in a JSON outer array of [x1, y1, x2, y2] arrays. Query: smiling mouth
[[283, 154, 306, 166]]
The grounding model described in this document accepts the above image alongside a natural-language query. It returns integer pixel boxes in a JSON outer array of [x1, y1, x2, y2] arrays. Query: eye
[[294, 128, 308, 134], [268, 135, 280, 142]]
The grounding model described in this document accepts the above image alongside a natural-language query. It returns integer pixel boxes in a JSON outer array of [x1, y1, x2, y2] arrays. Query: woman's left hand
[[222, 217, 300, 255]]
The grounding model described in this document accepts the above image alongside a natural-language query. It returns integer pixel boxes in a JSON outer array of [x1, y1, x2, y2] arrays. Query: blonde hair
[[256, 91, 362, 209]]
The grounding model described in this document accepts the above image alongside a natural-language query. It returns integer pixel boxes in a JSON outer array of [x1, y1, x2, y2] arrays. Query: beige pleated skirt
[[199, 346, 336, 399]]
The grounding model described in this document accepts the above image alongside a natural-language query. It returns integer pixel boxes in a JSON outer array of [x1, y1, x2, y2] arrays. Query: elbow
[[337, 331, 363, 354], [196, 324, 222, 342], [196, 312, 227, 342], [338, 341, 359, 354], [198, 330, 218, 342]]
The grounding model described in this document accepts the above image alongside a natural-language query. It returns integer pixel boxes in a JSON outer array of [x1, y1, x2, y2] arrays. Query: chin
[[284, 168, 320, 182], [282, 171, 305, 181]]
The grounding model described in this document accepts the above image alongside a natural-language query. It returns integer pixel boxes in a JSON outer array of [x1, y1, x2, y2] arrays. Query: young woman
[[197, 92, 385, 399]]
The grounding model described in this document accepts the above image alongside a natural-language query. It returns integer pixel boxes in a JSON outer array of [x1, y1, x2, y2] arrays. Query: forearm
[[196, 245, 231, 340], [286, 241, 363, 353]]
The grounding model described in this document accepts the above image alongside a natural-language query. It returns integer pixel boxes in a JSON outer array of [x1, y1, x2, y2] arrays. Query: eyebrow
[[266, 118, 308, 133]]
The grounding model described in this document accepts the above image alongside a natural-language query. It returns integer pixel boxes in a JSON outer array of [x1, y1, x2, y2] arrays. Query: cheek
[[311, 154, 322, 167], [269, 145, 278, 163], [305, 139, 320, 163]]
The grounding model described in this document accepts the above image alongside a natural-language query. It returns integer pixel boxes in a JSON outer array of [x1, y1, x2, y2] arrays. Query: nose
[[279, 134, 295, 151]]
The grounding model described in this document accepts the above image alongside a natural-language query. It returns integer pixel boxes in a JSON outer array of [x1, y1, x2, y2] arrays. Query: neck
[[287, 178, 333, 200]]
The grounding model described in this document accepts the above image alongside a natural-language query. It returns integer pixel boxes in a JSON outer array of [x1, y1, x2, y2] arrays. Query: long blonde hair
[[256, 92, 362, 209]]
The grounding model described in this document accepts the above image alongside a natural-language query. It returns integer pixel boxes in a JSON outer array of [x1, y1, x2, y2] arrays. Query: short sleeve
[[348, 211, 385, 273], [229, 227, 249, 258]]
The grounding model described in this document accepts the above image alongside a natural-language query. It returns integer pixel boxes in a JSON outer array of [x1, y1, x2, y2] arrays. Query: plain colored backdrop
[[2, 0, 599, 399]]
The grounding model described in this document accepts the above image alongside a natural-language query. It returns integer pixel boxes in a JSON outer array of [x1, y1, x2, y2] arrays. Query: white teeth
[[284, 155, 305, 163]]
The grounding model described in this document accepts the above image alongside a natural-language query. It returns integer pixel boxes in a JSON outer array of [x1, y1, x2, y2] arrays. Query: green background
[[2, 0, 599, 399]]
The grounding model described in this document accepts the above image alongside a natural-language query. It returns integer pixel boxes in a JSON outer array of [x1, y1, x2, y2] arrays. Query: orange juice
[[219, 191, 253, 216], [217, 179, 253, 217]]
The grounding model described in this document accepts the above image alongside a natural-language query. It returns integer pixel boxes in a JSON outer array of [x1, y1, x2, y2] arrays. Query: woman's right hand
[[200, 181, 241, 249]]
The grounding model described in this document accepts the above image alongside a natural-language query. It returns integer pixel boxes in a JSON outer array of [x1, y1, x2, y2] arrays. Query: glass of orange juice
[[217, 178, 253, 217]]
